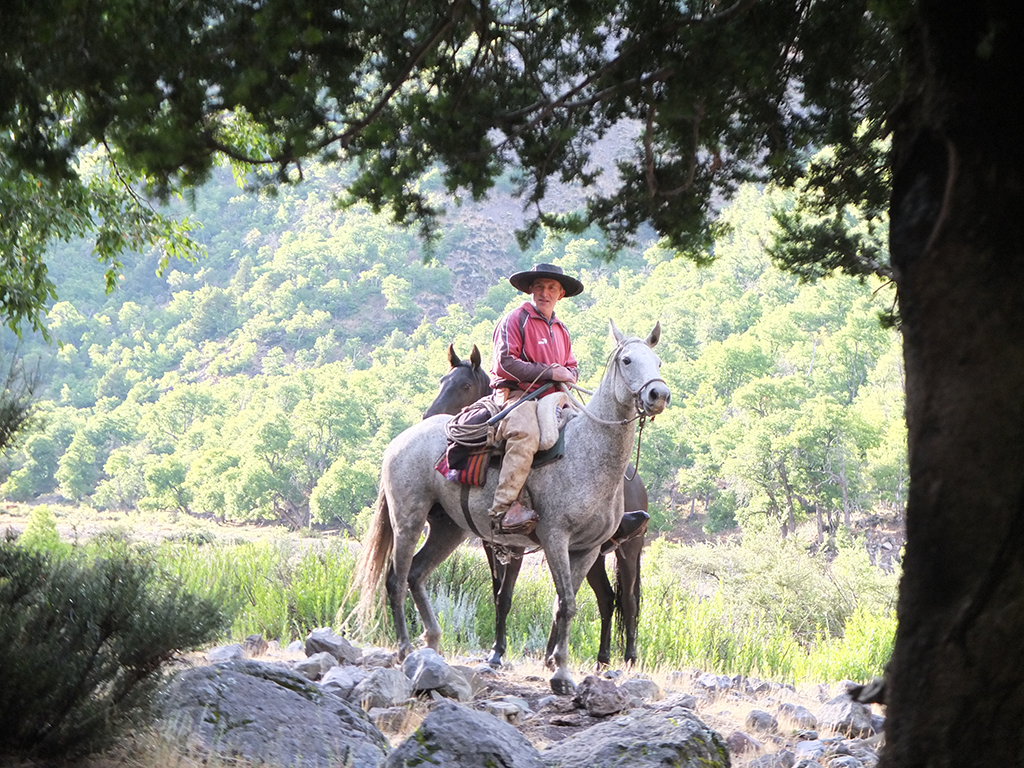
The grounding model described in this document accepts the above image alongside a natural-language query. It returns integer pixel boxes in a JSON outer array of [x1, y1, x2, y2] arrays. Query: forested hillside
[[0, 168, 902, 539]]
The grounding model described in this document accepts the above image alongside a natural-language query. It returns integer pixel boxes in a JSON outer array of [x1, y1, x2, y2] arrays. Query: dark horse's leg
[[406, 506, 469, 651], [585, 555, 615, 667], [483, 541, 525, 667], [614, 533, 645, 665]]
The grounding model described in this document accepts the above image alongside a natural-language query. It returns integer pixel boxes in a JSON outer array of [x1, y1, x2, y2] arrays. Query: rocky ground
[[252, 640, 884, 766]]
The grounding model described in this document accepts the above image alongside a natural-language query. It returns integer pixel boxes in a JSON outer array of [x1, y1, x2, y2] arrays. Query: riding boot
[[490, 399, 540, 535], [600, 510, 650, 554]]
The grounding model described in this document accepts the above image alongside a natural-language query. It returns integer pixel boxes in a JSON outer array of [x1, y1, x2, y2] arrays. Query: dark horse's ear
[[447, 344, 461, 368], [647, 322, 661, 348], [470, 345, 482, 369]]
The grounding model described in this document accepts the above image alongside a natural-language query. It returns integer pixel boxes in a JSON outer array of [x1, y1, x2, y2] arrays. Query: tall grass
[[148, 530, 896, 684]]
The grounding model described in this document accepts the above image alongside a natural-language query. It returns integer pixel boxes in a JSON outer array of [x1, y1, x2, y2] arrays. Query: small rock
[[726, 729, 763, 754], [619, 677, 663, 703], [305, 627, 360, 664], [572, 675, 632, 717], [746, 708, 780, 734], [207, 643, 245, 662], [368, 704, 415, 734], [779, 702, 819, 730], [747, 749, 796, 768], [292, 651, 337, 681], [242, 634, 268, 657]]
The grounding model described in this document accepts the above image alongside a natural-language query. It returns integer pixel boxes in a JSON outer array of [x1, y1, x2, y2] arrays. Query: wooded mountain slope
[[1, 170, 902, 539]]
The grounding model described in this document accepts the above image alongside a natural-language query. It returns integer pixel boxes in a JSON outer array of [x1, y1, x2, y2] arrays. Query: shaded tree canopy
[[4, 1, 1024, 765], [3, 0, 895, 333]]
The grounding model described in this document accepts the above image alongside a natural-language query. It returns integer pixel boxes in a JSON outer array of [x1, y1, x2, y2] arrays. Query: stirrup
[[494, 501, 537, 536]]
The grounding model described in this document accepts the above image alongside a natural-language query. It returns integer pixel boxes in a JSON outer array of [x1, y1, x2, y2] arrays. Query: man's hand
[[548, 365, 576, 383]]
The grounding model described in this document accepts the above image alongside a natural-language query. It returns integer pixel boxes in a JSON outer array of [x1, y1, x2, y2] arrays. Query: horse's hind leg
[[616, 535, 644, 665], [586, 555, 614, 667], [387, 512, 431, 660], [407, 508, 468, 652]]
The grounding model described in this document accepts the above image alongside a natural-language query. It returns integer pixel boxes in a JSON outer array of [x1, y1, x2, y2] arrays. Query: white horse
[[357, 321, 670, 693]]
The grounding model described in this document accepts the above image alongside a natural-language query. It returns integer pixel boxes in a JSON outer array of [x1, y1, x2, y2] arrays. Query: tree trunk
[[881, 2, 1024, 765]]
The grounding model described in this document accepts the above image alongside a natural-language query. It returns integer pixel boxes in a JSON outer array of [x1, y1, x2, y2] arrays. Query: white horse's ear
[[646, 322, 661, 348], [609, 319, 625, 345], [447, 344, 460, 368], [470, 344, 482, 369]]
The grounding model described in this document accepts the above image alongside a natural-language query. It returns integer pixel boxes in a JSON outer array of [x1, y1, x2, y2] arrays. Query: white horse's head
[[608, 320, 671, 416]]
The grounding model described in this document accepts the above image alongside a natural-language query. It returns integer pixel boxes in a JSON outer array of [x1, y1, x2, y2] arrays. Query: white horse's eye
[[622, 357, 632, 365]]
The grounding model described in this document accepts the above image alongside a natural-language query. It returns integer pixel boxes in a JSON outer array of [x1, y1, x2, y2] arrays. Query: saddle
[[435, 392, 574, 486]]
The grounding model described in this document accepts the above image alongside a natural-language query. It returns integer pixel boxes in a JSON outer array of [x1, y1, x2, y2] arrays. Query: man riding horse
[[488, 262, 647, 547]]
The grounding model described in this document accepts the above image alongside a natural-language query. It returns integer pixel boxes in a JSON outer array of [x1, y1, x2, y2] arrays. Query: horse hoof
[[485, 652, 503, 669], [550, 676, 577, 696]]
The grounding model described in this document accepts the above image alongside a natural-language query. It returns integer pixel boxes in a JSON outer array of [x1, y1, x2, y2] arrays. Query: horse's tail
[[356, 485, 394, 628]]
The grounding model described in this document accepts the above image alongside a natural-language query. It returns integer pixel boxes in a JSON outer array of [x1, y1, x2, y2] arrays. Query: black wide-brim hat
[[508, 263, 584, 297]]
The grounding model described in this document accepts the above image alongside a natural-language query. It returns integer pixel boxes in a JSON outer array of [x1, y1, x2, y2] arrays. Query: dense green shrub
[[0, 540, 229, 760]]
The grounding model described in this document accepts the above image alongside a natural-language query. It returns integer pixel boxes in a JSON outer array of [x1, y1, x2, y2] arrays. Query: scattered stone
[[541, 708, 729, 768], [779, 702, 819, 730], [385, 700, 544, 768], [818, 695, 874, 738], [320, 664, 369, 698], [352, 667, 415, 710], [286, 639, 305, 653], [573, 675, 632, 717], [158, 659, 388, 768], [651, 692, 699, 711], [358, 647, 399, 668], [697, 672, 733, 692], [206, 643, 245, 662], [726, 729, 764, 754], [293, 650, 338, 681], [305, 627, 361, 664], [746, 708, 780, 734], [619, 677, 663, 703], [242, 633, 268, 657], [747, 749, 796, 768]]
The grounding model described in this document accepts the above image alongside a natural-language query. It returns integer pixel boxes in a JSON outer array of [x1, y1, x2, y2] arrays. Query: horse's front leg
[[484, 544, 525, 667], [544, 544, 597, 695], [585, 555, 614, 668]]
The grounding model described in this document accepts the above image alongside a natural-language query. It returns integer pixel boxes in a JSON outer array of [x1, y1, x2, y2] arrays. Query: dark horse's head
[[423, 344, 491, 418]]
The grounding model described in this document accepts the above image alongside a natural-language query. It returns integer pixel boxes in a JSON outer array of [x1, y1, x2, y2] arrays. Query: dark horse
[[425, 343, 647, 667]]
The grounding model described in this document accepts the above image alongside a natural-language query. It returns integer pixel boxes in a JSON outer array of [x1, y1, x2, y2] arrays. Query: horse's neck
[[571, 380, 636, 465]]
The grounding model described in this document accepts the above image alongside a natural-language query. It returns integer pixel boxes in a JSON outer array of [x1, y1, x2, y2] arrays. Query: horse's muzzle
[[640, 380, 671, 415]]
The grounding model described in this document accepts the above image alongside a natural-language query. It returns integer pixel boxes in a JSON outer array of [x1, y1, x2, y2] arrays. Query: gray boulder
[[541, 708, 729, 768], [320, 664, 370, 698], [293, 650, 338, 680], [779, 702, 819, 730], [746, 708, 780, 734], [386, 700, 544, 768], [402, 648, 473, 700], [619, 677, 663, 703], [573, 675, 632, 717], [353, 667, 415, 709], [818, 695, 874, 738], [305, 626, 361, 664], [206, 643, 245, 662], [158, 659, 388, 768]]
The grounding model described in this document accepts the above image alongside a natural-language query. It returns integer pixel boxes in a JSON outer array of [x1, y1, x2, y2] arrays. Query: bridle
[[565, 337, 668, 480]]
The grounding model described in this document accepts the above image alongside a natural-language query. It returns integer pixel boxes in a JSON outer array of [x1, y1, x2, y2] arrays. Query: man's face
[[529, 277, 566, 319]]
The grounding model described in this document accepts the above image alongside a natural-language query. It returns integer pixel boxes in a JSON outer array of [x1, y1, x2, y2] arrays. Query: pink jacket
[[490, 302, 578, 394]]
